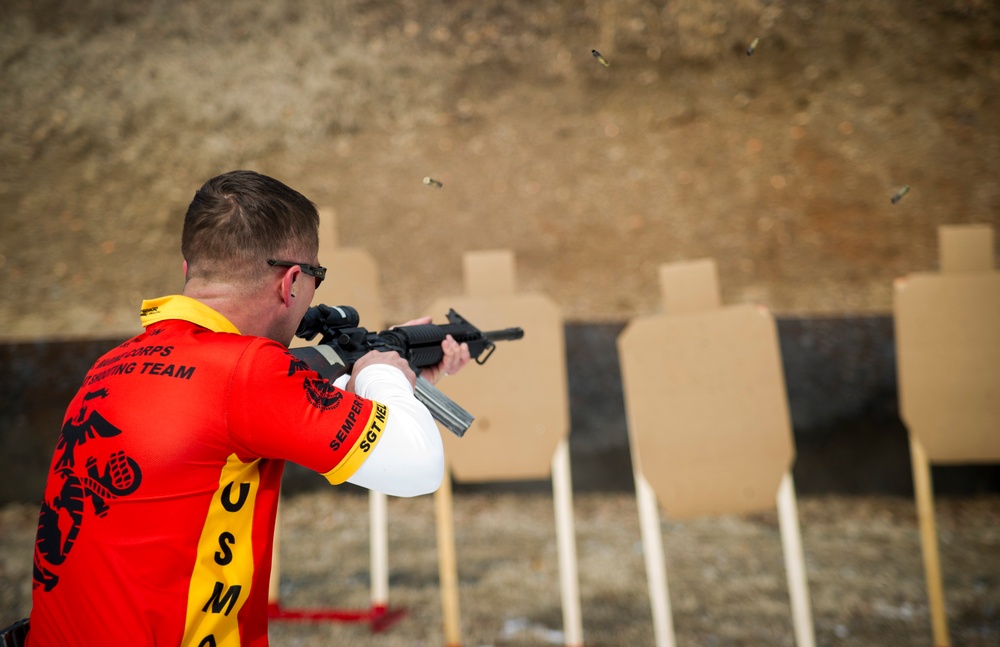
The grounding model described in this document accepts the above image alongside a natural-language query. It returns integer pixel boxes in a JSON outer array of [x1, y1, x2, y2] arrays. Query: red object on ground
[[267, 603, 407, 633]]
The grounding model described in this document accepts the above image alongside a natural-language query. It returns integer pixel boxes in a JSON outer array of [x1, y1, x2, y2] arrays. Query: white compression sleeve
[[340, 365, 445, 497]]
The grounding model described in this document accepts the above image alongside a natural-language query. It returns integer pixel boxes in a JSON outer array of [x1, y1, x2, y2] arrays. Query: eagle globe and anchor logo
[[33, 387, 143, 591]]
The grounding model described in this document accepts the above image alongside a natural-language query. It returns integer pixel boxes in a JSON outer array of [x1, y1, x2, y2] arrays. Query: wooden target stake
[[552, 439, 583, 647], [909, 436, 949, 647], [633, 472, 676, 647], [435, 467, 462, 647], [777, 472, 815, 647]]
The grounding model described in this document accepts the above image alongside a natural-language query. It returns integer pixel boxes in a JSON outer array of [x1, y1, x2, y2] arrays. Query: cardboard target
[[618, 259, 795, 518], [428, 250, 570, 482], [894, 224, 1000, 463]]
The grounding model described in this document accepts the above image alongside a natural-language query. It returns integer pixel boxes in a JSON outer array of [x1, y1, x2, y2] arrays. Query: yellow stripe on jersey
[[322, 401, 389, 484], [182, 454, 261, 647]]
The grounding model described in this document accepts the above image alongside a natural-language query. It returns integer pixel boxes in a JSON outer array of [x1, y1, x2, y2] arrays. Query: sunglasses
[[267, 259, 327, 289]]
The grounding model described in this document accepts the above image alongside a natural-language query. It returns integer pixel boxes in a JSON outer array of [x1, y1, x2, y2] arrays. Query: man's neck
[[182, 282, 280, 342]]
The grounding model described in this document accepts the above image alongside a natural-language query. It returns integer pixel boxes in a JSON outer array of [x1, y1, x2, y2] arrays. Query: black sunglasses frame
[[267, 259, 327, 289]]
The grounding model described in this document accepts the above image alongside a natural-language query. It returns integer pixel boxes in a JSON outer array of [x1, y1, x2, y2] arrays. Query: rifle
[[291, 304, 524, 437]]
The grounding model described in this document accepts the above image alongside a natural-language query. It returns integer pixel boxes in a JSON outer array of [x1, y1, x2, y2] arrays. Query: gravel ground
[[3, 489, 998, 646]]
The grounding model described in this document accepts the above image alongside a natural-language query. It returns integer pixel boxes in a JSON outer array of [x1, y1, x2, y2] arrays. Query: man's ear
[[281, 268, 298, 307], [183, 260, 188, 279]]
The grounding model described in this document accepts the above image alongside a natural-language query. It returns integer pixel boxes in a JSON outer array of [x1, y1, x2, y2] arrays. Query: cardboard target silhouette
[[428, 250, 569, 482], [896, 224, 1000, 463], [427, 250, 583, 647], [618, 258, 814, 647], [894, 224, 1000, 647]]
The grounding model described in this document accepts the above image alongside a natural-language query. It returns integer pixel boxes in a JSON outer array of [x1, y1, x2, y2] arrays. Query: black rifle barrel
[[484, 327, 524, 342]]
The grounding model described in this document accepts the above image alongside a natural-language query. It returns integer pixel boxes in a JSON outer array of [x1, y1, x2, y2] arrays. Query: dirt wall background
[[1, 0, 998, 339]]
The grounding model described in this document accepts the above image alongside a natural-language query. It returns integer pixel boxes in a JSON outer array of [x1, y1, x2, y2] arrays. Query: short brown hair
[[181, 170, 320, 286]]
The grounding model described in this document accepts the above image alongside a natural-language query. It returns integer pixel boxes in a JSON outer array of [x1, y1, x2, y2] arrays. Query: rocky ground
[[3, 489, 999, 646]]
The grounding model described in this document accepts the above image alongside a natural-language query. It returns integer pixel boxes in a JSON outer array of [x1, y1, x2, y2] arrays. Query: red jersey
[[29, 295, 390, 646]]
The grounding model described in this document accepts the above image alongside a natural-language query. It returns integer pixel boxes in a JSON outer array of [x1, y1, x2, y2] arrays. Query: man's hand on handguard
[[346, 316, 472, 394], [397, 315, 472, 385]]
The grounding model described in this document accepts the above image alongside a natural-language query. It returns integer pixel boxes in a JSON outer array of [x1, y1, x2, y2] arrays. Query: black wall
[[2, 317, 997, 505]]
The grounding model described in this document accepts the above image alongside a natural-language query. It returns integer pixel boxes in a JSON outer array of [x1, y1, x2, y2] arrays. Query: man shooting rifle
[[24, 170, 471, 647]]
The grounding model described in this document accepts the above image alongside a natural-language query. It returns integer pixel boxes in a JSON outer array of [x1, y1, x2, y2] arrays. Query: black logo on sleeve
[[287, 356, 310, 377], [303, 377, 344, 410]]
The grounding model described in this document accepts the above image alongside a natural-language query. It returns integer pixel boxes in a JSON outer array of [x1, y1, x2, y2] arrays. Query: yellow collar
[[139, 295, 241, 334]]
